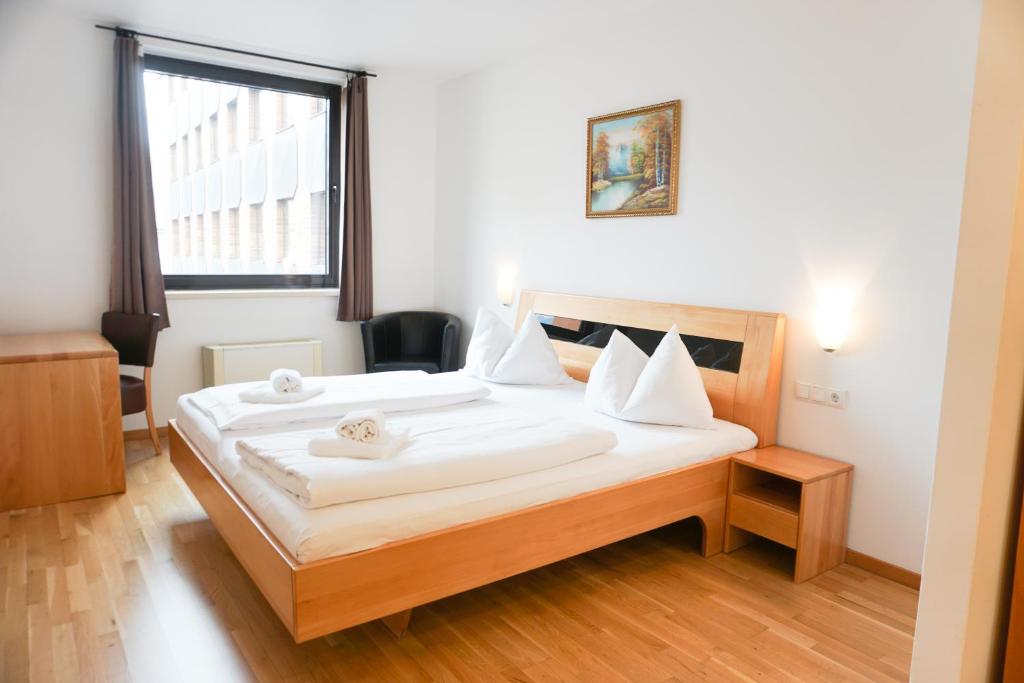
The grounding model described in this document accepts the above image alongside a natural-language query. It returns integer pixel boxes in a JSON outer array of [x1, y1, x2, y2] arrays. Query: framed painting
[[586, 100, 681, 218]]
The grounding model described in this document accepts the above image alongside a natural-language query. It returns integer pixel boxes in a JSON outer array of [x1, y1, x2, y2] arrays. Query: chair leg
[[144, 367, 161, 455]]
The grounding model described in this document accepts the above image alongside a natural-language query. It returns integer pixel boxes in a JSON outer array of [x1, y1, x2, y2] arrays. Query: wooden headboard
[[516, 290, 786, 447]]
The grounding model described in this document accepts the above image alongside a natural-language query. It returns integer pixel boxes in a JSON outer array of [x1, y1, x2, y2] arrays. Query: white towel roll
[[269, 368, 303, 394], [356, 420, 380, 443], [334, 409, 385, 442]]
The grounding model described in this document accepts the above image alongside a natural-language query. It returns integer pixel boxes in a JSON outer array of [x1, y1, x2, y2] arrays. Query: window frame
[[144, 55, 342, 291]]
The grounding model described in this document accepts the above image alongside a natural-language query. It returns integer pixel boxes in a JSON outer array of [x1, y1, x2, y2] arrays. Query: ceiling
[[55, 0, 664, 82]]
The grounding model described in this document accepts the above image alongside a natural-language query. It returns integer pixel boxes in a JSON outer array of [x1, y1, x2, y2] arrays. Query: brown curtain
[[110, 33, 170, 329], [337, 76, 373, 321]]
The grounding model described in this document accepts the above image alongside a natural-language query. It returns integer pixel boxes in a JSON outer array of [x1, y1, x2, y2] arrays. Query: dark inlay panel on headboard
[[536, 315, 744, 373]]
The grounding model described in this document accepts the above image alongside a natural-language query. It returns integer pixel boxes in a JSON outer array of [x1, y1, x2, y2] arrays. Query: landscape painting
[[586, 100, 680, 217]]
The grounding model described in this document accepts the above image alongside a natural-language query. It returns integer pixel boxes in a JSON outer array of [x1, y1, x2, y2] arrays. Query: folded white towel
[[308, 430, 408, 460], [270, 368, 304, 394], [334, 409, 385, 442], [239, 385, 325, 404]]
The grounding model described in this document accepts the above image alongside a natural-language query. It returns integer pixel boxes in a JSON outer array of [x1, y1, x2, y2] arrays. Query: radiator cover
[[201, 339, 323, 387]]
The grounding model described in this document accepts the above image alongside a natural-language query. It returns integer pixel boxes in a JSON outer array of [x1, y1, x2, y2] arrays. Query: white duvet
[[188, 370, 490, 431], [235, 401, 619, 508]]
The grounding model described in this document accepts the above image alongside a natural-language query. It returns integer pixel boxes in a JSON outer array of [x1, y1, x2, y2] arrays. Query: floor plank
[[0, 439, 919, 682]]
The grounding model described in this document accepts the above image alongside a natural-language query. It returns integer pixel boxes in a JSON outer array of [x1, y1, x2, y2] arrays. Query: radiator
[[201, 339, 323, 387]]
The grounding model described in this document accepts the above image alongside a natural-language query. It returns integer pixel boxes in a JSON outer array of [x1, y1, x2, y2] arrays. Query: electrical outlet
[[827, 389, 847, 409]]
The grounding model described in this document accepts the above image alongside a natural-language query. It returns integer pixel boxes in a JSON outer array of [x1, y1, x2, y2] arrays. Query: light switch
[[795, 381, 811, 399], [809, 385, 828, 402]]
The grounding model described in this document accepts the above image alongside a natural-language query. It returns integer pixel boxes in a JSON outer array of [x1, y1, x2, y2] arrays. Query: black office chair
[[360, 312, 461, 374], [101, 311, 162, 455]]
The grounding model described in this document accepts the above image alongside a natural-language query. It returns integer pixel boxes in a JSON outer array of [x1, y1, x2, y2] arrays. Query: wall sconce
[[497, 266, 517, 307], [815, 289, 854, 353]]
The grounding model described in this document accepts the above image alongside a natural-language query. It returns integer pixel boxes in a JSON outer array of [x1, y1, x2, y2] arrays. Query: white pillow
[[584, 329, 649, 415], [586, 326, 715, 429], [463, 308, 571, 385], [463, 308, 514, 378]]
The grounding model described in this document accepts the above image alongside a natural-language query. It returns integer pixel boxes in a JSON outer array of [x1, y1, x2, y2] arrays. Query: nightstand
[[724, 446, 853, 582]]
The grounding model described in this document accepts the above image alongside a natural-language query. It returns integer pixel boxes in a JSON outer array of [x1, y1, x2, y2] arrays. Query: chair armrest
[[439, 316, 463, 372], [360, 318, 388, 372]]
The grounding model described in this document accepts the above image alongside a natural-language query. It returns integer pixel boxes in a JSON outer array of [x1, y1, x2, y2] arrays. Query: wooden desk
[[725, 446, 853, 582], [0, 331, 125, 511]]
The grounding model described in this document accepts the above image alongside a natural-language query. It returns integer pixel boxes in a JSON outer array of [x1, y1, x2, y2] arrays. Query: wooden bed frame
[[169, 291, 785, 642]]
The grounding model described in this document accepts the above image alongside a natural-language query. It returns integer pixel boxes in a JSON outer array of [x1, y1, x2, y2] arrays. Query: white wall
[[433, 0, 980, 571], [0, 0, 437, 427]]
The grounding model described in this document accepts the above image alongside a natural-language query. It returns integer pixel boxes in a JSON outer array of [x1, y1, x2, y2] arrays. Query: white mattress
[[175, 381, 757, 563]]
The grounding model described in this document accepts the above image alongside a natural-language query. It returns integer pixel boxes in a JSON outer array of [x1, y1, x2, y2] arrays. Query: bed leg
[[698, 511, 725, 557], [380, 609, 413, 637]]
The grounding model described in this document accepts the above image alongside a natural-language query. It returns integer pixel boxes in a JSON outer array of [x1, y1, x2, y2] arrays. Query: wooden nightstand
[[724, 446, 853, 582]]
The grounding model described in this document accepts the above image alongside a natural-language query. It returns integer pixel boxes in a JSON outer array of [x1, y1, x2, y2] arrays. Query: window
[[182, 216, 191, 257], [195, 213, 205, 258], [143, 56, 341, 290], [275, 92, 287, 130], [226, 100, 238, 154], [249, 207, 264, 262], [227, 207, 240, 259], [275, 199, 291, 263], [248, 88, 261, 143], [210, 210, 221, 258], [310, 191, 326, 267], [192, 125, 203, 170], [208, 113, 219, 164]]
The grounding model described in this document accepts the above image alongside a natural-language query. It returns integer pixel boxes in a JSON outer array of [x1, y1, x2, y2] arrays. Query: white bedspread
[[188, 370, 490, 431], [235, 402, 619, 508], [176, 381, 759, 563]]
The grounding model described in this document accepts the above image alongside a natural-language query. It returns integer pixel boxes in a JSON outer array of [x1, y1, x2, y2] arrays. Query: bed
[[169, 290, 785, 642]]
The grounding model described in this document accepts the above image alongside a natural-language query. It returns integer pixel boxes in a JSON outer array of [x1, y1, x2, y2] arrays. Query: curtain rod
[[94, 24, 377, 78]]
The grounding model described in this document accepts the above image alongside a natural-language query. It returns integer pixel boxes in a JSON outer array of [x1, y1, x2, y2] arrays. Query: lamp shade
[[815, 289, 853, 352], [497, 267, 516, 307]]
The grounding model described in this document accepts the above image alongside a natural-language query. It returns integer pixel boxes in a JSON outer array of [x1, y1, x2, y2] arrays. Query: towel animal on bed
[[239, 368, 325, 404], [310, 409, 407, 460]]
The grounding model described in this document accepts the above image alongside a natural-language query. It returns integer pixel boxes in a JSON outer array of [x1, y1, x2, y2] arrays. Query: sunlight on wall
[[795, 217, 895, 355]]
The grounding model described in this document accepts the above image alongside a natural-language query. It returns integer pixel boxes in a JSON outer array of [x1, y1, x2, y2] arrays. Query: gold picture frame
[[586, 100, 681, 218]]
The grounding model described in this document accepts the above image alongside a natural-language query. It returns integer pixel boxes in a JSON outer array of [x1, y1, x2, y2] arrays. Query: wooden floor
[[0, 439, 919, 683]]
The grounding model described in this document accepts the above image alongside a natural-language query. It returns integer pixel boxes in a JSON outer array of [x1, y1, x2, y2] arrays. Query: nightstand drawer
[[728, 494, 799, 548]]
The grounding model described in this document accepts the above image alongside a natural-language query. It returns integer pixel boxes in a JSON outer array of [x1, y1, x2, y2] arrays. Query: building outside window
[[226, 99, 238, 154], [182, 216, 191, 257], [210, 210, 220, 259], [310, 191, 326, 267], [227, 207, 240, 259], [143, 57, 341, 289]]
